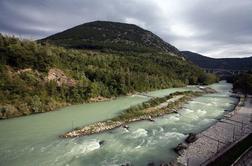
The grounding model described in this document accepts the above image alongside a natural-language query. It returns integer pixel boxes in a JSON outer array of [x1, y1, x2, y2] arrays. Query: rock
[[47, 68, 76, 86], [160, 163, 169, 166], [123, 125, 129, 130], [199, 87, 217, 93], [99, 140, 105, 145], [147, 162, 155, 166], [171, 109, 178, 113], [149, 118, 155, 122], [148, 116, 155, 122], [185, 133, 197, 143], [174, 143, 188, 155]]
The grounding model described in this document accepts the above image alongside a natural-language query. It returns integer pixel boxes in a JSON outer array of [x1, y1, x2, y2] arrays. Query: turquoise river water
[[0, 81, 238, 166]]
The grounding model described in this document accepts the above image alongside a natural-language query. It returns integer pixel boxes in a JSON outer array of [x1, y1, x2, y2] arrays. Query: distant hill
[[40, 21, 181, 55], [181, 51, 252, 71]]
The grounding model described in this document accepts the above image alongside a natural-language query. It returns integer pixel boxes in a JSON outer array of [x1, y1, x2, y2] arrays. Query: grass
[[62, 91, 203, 137]]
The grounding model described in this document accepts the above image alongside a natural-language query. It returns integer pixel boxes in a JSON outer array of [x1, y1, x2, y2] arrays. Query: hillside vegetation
[[233, 72, 252, 94], [40, 21, 181, 54], [0, 32, 216, 119]]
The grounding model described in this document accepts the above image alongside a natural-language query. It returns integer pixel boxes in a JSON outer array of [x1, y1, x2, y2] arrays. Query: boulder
[[147, 162, 155, 166], [185, 133, 197, 143], [174, 143, 188, 155], [148, 116, 155, 122], [160, 163, 169, 166], [99, 140, 105, 146], [171, 109, 178, 113], [122, 125, 129, 130]]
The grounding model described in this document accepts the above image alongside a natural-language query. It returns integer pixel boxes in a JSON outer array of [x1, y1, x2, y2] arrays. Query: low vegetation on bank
[[232, 72, 252, 95], [0, 34, 217, 119], [62, 91, 203, 138]]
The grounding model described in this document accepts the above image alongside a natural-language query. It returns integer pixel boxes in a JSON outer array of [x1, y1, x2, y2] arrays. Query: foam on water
[[135, 139, 145, 149], [196, 109, 207, 116], [168, 115, 180, 121], [159, 127, 164, 132], [158, 132, 186, 141], [131, 94, 149, 98], [190, 101, 204, 105], [190, 114, 200, 121], [211, 101, 218, 106], [181, 123, 195, 131], [131, 128, 148, 138], [164, 132, 185, 139], [183, 108, 194, 114], [205, 102, 214, 106], [68, 139, 100, 156], [199, 118, 216, 125]]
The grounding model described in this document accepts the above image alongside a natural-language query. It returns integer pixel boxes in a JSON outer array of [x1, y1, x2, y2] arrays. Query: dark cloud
[[0, 0, 251, 58]]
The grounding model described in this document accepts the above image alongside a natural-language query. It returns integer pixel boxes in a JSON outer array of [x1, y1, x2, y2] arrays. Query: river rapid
[[0, 81, 238, 166]]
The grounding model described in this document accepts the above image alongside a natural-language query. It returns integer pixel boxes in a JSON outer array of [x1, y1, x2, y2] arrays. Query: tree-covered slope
[[40, 21, 181, 55], [182, 51, 252, 70], [233, 72, 252, 94], [0, 35, 217, 119]]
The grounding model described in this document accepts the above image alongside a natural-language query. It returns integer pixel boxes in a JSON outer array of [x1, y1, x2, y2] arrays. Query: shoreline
[[175, 94, 252, 166], [0, 86, 183, 120], [0, 84, 213, 120], [61, 91, 205, 138]]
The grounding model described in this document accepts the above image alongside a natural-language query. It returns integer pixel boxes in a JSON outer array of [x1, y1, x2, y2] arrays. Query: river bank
[[176, 95, 252, 165], [0, 85, 200, 120], [61, 91, 205, 138], [0, 81, 236, 166]]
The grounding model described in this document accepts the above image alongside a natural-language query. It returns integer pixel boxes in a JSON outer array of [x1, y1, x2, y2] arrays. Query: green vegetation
[[40, 21, 181, 54], [233, 72, 252, 94], [63, 91, 203, 137], [0, 33, 215, 119], [112, 91, 202, 122]]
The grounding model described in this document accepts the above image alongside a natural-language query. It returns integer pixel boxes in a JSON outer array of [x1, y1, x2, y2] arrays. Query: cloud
[[0, 0, 251, 58]]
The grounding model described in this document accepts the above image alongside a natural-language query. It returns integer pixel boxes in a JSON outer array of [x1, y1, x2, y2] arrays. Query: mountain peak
[[40, 21, 181, 55]]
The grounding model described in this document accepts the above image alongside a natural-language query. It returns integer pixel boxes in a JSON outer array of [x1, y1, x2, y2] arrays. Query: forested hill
[[40, 21, 181, 55], [0, 34, 217, 119], [181, 51, 252, 70]]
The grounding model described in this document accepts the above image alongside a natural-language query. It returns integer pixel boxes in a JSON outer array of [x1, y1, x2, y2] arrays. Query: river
[[0, 81, 238, 166]]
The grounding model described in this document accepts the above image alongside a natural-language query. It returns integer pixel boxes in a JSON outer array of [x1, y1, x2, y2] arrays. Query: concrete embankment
[[176, 95, 252, 166]]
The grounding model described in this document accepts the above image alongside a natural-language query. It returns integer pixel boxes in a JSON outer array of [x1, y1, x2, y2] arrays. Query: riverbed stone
[[185, 133, 197, 143], [174, 143, 188, 155], [99, 140, 105, 145], [147, 162, 155, 166], [123, 125, 129, 130]]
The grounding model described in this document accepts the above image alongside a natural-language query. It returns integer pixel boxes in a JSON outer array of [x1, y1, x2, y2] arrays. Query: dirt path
[[177, 97, 252, 166]]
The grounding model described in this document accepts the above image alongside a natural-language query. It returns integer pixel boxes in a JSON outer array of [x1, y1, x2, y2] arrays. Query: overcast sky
[[0, 0, 251, 58]]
